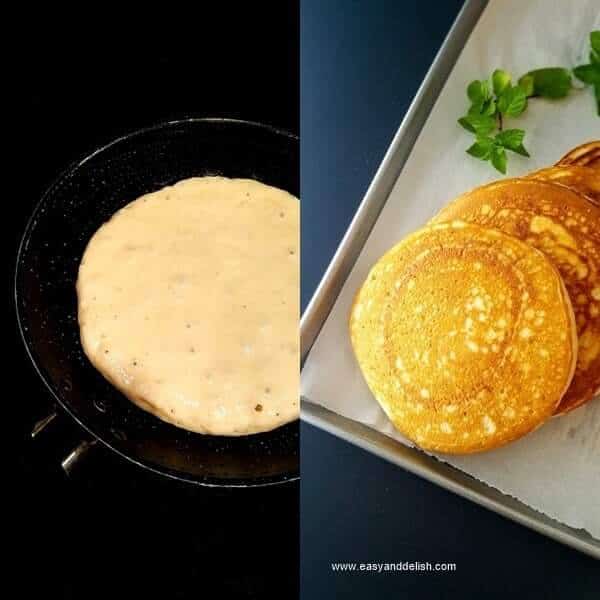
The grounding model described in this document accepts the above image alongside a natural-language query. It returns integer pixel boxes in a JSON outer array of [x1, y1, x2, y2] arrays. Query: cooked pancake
[[77, 177, 299, 436], [432, 179, 600, 414], [349, 222, 577, 453], [588, 156, 600, 170], [557, 141, 600, 170], [527, 165, 600, 207]]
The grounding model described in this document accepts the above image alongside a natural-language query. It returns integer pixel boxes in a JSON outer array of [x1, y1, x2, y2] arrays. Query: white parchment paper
[[302, 0, 600, 538]]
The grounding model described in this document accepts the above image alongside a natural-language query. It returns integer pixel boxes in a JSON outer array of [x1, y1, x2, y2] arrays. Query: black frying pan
[[15, 118, 299, 487]]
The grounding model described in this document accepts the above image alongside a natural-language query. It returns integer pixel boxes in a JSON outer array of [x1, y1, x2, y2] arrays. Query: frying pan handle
[[31, 410, 59, 438], [30, 409, 100, 477], [61, 439, 100, 476]]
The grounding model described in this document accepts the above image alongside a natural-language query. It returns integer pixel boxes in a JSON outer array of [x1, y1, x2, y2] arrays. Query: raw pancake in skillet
[[349, 222, 577, 454], [432, 179, 600, 414], [527, 165, 600, 207], [77, 177, 299, 436], [557, 140, 600, 169]]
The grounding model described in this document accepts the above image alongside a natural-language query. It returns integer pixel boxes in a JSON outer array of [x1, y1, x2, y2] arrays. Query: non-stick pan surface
[[15, 118, 299, 487]]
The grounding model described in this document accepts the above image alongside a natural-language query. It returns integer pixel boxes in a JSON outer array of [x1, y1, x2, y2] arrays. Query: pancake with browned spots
[[432, 179, 600, 413], [527, 165, 600, 207], [557, 141, 600, 170], [349, 222, 577, 453]]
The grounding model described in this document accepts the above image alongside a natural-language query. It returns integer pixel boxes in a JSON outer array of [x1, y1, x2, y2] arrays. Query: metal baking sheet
[[300, 0, 600, 560]]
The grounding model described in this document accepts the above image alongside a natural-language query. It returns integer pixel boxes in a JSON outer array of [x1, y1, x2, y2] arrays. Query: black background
[[9, 5, 298, 599], [301, 0, 600, 598]]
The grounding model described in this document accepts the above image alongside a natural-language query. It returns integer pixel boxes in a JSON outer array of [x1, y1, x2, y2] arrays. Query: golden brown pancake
[[527, 165, 600, 207], [557, 141, 600, 170], [349, 222, 577, 453], [432, 179, 600, 414]]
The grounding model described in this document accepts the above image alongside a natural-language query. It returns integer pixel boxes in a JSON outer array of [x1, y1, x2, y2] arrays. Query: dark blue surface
[[300, 1, 600, 598]]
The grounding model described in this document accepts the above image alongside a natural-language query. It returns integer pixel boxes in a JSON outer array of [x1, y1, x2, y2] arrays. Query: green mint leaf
[[492, 69, 511, 96], [591, 31, 600, 55], [497, 85, 527, 117], [495, 128, 524, 148], [458, 117, 475, 132], [468, 100, 484, 115], [482, 98, 497, 116], [495, 129, 529, 156], [591, 30, 600, 65], [595, 82, 600, 116], [573, 63, 600, 85], [511, 143, 529, 157], [466, 136, 495, 160], [521, 68, 572, 98], [519, 74, 535, 97], [458, 113, 496, 135], [467, 80, 490, 104], [468, 97, 496, 117], [491, 145, 507, 174]]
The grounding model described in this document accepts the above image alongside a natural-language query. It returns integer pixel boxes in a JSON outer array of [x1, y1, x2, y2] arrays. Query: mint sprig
[[573, 31, 600, 115], [459, 31, 599, 173], [458, 72, 530, 173]]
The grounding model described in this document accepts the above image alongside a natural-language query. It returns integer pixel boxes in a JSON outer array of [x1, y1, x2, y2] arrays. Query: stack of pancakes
[[350, 141, 600, 454]]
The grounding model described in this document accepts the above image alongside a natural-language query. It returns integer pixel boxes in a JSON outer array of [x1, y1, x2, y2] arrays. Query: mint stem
[[497, 111, 503, 131]]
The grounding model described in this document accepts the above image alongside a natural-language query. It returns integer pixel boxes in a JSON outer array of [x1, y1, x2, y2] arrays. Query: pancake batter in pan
[[77, 177, 299, 436]]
